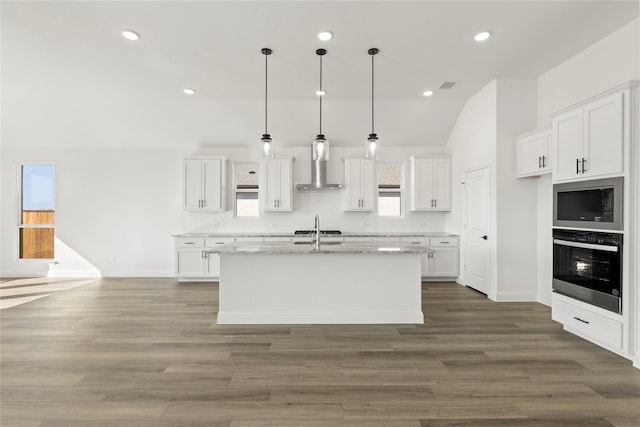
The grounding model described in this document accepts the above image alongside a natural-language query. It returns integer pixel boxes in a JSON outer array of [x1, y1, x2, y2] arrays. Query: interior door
[[464, 166, 490, 294]]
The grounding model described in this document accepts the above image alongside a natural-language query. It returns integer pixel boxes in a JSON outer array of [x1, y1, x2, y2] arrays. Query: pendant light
[[312, 49, 329, 161], [365, 48, 381, 159], [259, 48, 275, 159]]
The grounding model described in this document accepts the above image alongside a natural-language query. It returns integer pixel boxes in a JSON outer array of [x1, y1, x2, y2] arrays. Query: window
[[234, 162, 259, 217], [20, 164, 55, 259], [377, 162, 403, 217]]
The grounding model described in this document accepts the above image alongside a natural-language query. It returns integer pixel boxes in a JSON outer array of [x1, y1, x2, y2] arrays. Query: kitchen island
[[207, 241, 428, 324]]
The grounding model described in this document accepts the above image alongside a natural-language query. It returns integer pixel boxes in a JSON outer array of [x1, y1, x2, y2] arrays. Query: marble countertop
[[174, 231, 458, 238], [205, 241, 432, 255]]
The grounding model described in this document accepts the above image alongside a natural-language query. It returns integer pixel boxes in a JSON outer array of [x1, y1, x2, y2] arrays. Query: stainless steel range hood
[[296, 147, 342, 191]]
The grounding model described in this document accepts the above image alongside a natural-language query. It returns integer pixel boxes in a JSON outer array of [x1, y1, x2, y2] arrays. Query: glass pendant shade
[[312, 134, 329, 161], [365, 133, 381, 160], [259, 134, 274, 160]]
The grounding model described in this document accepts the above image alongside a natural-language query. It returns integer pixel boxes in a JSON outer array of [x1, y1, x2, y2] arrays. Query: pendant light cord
[[264, 53, 268, 135], [319, 55, 323, 135], [371, 54, 374, 134]]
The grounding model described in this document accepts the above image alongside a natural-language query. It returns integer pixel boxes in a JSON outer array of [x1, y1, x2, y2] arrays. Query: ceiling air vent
[[439, 81, 457, 90]]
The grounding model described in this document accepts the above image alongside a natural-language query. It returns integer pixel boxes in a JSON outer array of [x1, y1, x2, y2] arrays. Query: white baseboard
[[47, 269, 102, 278], [493, 291, 538, 302], [217, 310, 425, 325]]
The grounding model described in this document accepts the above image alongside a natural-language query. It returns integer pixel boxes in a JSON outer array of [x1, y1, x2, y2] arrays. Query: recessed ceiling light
[[315, 90, 326, 96], [122, 29, 140, 41], [183, 88, 196, 95], [474, 31, 492, 42], [317, 31, 333, 41], [423, 90, 434, 97]]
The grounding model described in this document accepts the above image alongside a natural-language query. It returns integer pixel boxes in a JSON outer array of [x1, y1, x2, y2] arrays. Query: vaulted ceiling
[[2, 1, 637, 149]]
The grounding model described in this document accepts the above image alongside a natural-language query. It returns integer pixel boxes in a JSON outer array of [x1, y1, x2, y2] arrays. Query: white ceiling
[[2, 1, 638, 150]]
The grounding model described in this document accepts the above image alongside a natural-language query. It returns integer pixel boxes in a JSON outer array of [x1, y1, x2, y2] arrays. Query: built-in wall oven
[[552, 229, 622, 313], [553, 177, 623, 230]]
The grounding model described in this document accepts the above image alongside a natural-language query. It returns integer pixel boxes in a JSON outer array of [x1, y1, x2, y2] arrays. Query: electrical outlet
[[419, 222, 427, 227], [271, 223, 279, 228], [110, 256, 117, 263]]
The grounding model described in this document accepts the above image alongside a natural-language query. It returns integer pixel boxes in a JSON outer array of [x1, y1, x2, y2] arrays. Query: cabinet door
[[433, 159, 451, 210], [202, 159, 223, 211], [276, 160, 293, 210], [264, 160, 292, 211], [176, 249, 204, 277], [360, 160, 375, 210], [553, 109, 584, 181], [541, 129, 552, 172], [344, 160, 374, 211], [184, 160, 203, 210], [263, 160, 280, 210], [584, 92, 624, 178], [411, 159, 435, 211], [517, 133, 544, 177], [428, 247, 459, 277]]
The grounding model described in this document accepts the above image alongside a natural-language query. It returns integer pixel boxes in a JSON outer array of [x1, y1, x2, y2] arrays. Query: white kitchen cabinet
[[183, 157, 226, 211], [552, 91, 624, 182], [516, 126, 551, 178], [424, 237, 459, 278], [409, 158, 451, 211], [552, 293, 624, 354], [175, 237, 232, 281], [344, 159, 375, 211], [262, 159, 293, 211]]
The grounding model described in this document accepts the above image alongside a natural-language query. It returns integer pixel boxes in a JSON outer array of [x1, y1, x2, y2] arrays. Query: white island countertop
[[206, 241, 431, 255]]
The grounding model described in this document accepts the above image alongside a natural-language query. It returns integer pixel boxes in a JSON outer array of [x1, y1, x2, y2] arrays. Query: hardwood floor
[[2, 278, 640, 426]]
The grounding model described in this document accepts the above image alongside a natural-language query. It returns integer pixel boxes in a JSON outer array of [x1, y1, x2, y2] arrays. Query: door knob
[[481, 235, 488, 240]]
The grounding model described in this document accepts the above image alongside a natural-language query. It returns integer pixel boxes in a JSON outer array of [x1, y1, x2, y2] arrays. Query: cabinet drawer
[[206, 238, 232, 247], [176, 238, 205, 248], [552, 298, 623, 350], [429, 237, 458, 247]]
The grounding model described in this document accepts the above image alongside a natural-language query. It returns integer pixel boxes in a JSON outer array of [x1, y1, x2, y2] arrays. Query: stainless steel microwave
[[553, 177, 623, 230]]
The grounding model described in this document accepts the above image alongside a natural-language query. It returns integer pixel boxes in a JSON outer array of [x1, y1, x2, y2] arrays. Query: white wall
[[445, 80, 497, 289], [495, 79, 538, 301], [445, 79, 538, 301], [537, 19, 639, 127], [535, 18, 640, 306], [1, 145, 450, 278]]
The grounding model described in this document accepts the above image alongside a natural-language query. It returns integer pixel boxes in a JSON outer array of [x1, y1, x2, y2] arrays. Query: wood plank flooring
[[2, 278, 640, 426]]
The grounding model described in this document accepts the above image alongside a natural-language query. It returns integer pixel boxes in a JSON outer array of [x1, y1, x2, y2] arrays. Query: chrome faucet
[[313, 214, 320, 249]]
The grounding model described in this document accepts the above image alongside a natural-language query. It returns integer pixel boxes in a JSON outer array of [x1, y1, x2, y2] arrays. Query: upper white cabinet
[[183, 157, 226, 211], [516, 126, 551, 178], [344, 159, 375, 211], [262, 159, 293, 211], [409, 158, 451, 211], [552, 91, 624, 182]]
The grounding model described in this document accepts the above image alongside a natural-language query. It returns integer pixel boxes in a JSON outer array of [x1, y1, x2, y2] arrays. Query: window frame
[[232, 161, 260, 218], [376, 161, 404, 218], [17, 163, 56, 261]]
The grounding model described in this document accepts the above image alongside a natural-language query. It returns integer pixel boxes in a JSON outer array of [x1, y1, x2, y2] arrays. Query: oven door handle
[[553, 239, 619, 252]]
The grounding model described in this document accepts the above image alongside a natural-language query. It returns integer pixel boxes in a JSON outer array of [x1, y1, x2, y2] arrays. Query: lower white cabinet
[[552, 293, 624, 354], [175, 237, 232, 280], [424, 237, 459, 278]]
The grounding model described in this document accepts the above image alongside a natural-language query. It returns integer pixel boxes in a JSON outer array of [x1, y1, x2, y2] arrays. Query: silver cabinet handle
[[581, 158, 586, 173], [434, 199, 437, 208], [573, 316, 589, 324], [576, 158, 580, 174], [538, 156, 542, 168], [542, 155, 547, 168]]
